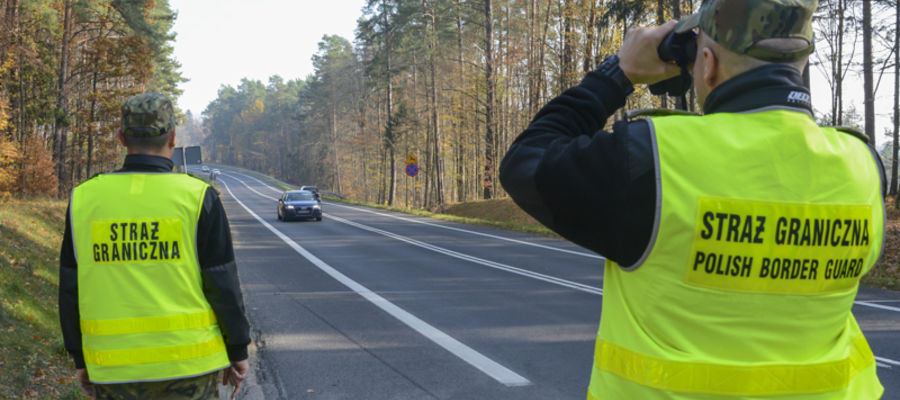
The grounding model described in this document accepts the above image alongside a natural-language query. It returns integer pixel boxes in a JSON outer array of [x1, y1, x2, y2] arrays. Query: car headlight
[[312, 205, 321, 210], [286, 205, 294, 209]]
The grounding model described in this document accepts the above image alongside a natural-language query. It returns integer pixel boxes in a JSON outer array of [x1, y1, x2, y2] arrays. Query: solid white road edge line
[[220, 178, 532, 387], [226, 169, 604, 260], [221, 172, 900, 371]]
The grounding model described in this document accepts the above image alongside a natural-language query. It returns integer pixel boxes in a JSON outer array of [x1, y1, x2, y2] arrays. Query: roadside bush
[[0, 139, 20, 195], [18, 135, 58, 197]]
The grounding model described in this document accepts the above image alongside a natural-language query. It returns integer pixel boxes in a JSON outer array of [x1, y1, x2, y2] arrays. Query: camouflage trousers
[[93, 371, 220, 400]]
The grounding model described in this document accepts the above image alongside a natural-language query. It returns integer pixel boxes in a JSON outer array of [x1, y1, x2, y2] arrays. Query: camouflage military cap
[[121, 93, 176, 137], [674, 0, 816, 62]]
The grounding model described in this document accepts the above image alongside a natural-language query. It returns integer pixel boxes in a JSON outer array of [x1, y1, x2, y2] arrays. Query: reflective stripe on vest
[[587, 110, 884, 399], [71, 173, 229, 383], [594, 335, 874, 396], [84, 337, 226, 367], [81, 310, 218, 336]]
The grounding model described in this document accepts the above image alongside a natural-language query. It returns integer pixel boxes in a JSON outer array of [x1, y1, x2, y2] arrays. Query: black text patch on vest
[[90, 219, 183, 263], [686, 197, 874, 294]]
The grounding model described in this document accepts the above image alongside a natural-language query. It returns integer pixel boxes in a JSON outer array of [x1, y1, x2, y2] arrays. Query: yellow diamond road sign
[[406, 152, 418, 165]]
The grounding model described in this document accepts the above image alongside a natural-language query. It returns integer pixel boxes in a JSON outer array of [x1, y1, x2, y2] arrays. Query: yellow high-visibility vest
[[587, 110, 884, 399], [70, 172, 229, 384]]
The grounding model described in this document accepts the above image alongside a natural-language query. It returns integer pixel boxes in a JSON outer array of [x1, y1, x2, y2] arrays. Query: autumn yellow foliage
[[0, 139, 20, 197], [18, 136, 58, 198]]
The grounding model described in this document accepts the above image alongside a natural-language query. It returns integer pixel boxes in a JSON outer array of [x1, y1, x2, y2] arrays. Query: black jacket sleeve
[[499, 69, 657, 266], [59, 205, 85, 369], [197, 187, 251, 362]]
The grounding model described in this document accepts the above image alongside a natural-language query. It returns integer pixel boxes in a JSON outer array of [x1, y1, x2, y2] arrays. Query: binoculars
[[648, 30, 697, 97]]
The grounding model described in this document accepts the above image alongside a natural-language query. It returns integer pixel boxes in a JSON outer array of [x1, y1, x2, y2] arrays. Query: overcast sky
[[170, 0, 365, 117], [170, 1, 893, 143]]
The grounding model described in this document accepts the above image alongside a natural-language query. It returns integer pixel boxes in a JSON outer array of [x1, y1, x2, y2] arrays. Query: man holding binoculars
[[500, 0, 886, 398]]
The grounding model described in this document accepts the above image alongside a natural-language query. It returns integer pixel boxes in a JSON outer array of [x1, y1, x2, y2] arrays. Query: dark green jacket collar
[[117, 154, 174, 173], [703, 64, 813, 117]]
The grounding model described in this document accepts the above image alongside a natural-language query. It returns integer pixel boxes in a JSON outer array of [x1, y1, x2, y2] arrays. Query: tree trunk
[[2, 0, 18, 139], [483, 0, 496, 199], [862, 0, 875, 145], [528, 0, 538, 114], [388, 146, 396, 205], [833, 0, 845, 126], [657, 0, 668, 108], [537, 0, 552, 112], [562, 0, 575, 88], [379, 146, 387, 204], [671, 0, 685, 110], [86, 70, 99, 178], [891, 0, 899, 197], [455, 0, 466, 202], [415, 50, 430, 208], [53, 0, 73, 197], [428, 7, 444, 206], [331, 103, 342, 194], [500, 0, 513, 198], [279, 123, 286, 178], [404, 142, 410, 208], [584, 0, 597, 74], [383, 0, 397, 206], [1, 0, 17, 65]]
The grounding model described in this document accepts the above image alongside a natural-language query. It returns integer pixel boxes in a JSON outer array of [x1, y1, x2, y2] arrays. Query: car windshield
[[286, 192, 314, 201]]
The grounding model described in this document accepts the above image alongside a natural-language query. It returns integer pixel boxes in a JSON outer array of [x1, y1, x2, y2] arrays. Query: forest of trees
[[0, 0, 183, 197], [195, 0, 900, 209], [2, 0, 899, 208]]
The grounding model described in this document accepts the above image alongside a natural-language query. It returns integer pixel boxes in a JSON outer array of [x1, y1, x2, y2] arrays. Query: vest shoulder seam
[[829, 126, 870, 144], [182, 172, 211, 186], [626, 108, 700, 121], [78, 172, 105, 184]]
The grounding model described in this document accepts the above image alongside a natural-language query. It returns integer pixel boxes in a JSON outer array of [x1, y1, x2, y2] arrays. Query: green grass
[[862, 198, 900, 290], [0, 197, 87, 399]]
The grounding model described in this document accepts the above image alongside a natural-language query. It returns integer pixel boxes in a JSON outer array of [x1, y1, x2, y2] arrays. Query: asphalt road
[[198, 167, 900, 399]]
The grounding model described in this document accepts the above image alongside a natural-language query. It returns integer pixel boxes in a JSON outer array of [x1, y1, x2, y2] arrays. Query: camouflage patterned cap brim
[[674, 12, 701, 34], [674, 0, 816, 61], [121, 93, 176, 137]]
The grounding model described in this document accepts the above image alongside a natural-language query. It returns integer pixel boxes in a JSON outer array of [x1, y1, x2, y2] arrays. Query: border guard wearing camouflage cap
[[500, 0, 885, 397], [59, 93, 252, 399]]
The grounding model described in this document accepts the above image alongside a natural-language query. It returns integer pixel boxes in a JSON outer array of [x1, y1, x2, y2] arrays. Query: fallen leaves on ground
[[866, 218, 900, 290]]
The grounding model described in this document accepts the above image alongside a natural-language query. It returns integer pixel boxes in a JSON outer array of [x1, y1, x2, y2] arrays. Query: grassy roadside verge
[[867, 205, 900, 290], [0, 197, 84, 399]]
